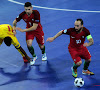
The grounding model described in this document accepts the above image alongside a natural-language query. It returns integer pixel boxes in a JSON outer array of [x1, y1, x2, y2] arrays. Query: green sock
[[83, 61, 90, 70], [73, 63, 79, 69], [41, 46, 45, 54], [28, 46, 36, 57]]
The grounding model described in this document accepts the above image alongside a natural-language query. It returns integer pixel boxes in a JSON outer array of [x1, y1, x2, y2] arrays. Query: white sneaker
[[30, 56, 37, 65], [42, 53, 47, 61]]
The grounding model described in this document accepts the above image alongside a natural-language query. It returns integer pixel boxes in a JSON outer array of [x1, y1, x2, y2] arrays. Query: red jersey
[[16, 10, 42, 31], [62, 27, 90, 49]]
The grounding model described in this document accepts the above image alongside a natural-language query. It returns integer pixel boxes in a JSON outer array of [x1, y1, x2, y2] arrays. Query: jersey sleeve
[[84, 28, 91, 36], [33, 10, 40, 23], [62, 28, 71, 35], [16, 11, 25, 22]]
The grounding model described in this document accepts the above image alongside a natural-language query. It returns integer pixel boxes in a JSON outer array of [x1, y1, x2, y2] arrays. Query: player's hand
[[13, 27, 16, 35], [16, 27, 24, 32], [83, 42, 89, 47], [46, 37, 55, 42], [13, 30, 16, 36]]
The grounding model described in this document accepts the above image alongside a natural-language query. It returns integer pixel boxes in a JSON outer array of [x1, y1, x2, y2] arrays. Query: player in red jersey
[[47, 19, 94, 78], [13, 2, 47, 65]]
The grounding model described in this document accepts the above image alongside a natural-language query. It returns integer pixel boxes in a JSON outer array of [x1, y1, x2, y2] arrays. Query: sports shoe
[[23, 57, 28, 63], [42, 53, 47, 61], [71, 67, 78, 78], [30, 56, 37, 65], [82, 69, 94, 75]]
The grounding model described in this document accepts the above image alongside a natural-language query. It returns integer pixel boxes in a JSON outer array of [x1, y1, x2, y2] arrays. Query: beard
[[75, 27, 82, 33]]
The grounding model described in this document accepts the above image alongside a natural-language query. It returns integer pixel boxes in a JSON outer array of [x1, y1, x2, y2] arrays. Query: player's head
[[4, 37, 12, 46], [24, 2, 33, 15], [74, 19, 83, 32]]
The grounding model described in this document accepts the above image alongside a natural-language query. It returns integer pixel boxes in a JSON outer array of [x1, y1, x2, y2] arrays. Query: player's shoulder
[[83, 27, 90, 35], [63, 28, 75, 34], [19, 11, 26, 15], [67, 27, 75, 32], [83, 27, 90, 32], [83, 27, 89, 31], [32, 10, 39, 14]]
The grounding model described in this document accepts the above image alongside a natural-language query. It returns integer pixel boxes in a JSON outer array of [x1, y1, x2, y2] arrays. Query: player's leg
[[81, 47, 94, 75], [26, 31, 37, 65], [82, 59, 94, 75], [11, 36, 30, 63], [15, 46, 31, 62], [71, 59, 82, 78], [26, 39, 36, 57], [68, 47, 82, 78], [35, 33, 47, 61], [26, 39, 37, 65], [38, 44, 47, 61]]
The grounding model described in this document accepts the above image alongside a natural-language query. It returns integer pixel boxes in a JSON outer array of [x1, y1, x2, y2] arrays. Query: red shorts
[[26, 29, 44, 45], [68, 46, 91, 64]]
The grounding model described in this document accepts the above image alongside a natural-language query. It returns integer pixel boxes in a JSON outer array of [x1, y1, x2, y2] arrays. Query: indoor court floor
[[0, 0, 100, 90]]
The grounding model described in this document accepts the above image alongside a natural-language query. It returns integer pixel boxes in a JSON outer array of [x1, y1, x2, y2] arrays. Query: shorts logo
[[82, 36, 84, 38], [71, 36, 75, 38], [15, 45, 19, 48], [74, 59, 76, 61]]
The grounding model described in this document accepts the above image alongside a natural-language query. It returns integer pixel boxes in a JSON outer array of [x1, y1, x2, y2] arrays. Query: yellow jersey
[[0, 24, 20, 48]]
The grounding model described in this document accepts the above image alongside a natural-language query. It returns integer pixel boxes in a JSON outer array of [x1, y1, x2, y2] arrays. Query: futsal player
[[0, 24, 34, 64], [47, 19, 94, 78], [13, 2, 47, 65]]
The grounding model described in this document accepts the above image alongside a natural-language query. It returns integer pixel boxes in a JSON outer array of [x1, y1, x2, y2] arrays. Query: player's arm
[[87, 35, 94, 46], [13, 19, 17, 35], [46, 30, 63, 42], [83, 35, 94, 47], [13, 12, 24, 34], [23, 23, 38, 32], [16, 23, 38, 32]]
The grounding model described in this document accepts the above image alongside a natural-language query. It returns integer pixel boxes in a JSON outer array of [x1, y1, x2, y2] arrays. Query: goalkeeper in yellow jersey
[[0, 24, 33, 64]]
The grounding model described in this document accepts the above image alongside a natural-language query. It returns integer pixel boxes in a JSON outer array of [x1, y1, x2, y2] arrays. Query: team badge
[[82, 36, 84, 38], [32, 19, 34, 21], [64, 29, 67, 33]]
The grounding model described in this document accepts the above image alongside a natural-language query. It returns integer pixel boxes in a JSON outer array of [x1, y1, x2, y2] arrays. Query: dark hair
[[4, 37, 12, 46], [24, 2, 32, 7], [76, 19, 83, 25]]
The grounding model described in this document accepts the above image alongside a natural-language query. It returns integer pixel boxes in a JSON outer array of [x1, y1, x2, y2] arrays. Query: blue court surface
[[0, 0, 100, 90]]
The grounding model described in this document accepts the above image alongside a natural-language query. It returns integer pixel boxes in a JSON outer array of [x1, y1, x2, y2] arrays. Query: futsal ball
[[74, 78, 84, 87]]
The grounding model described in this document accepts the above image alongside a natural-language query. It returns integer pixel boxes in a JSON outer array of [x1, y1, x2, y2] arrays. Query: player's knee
[[76, 61, 82, 66], [39, 44, 44, 49], [26, 40, 33, 47], [88, 58, 91, 62], [27, 42, 32, 47]]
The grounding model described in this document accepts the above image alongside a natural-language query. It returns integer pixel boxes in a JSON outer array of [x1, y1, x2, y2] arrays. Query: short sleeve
[[62, 28, 71, 35], [16, 11, 25, 22], [33, 10, 40, 23], [84, 27, 90, 36]]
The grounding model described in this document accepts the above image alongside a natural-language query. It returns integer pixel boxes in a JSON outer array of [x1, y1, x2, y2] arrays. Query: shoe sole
[[82, 72, 94, 75], [42, 57, 47, 61], [42, 59, 47, 61]]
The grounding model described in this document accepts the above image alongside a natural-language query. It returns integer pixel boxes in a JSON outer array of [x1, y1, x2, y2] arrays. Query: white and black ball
[[74, 78, 84, 87]]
